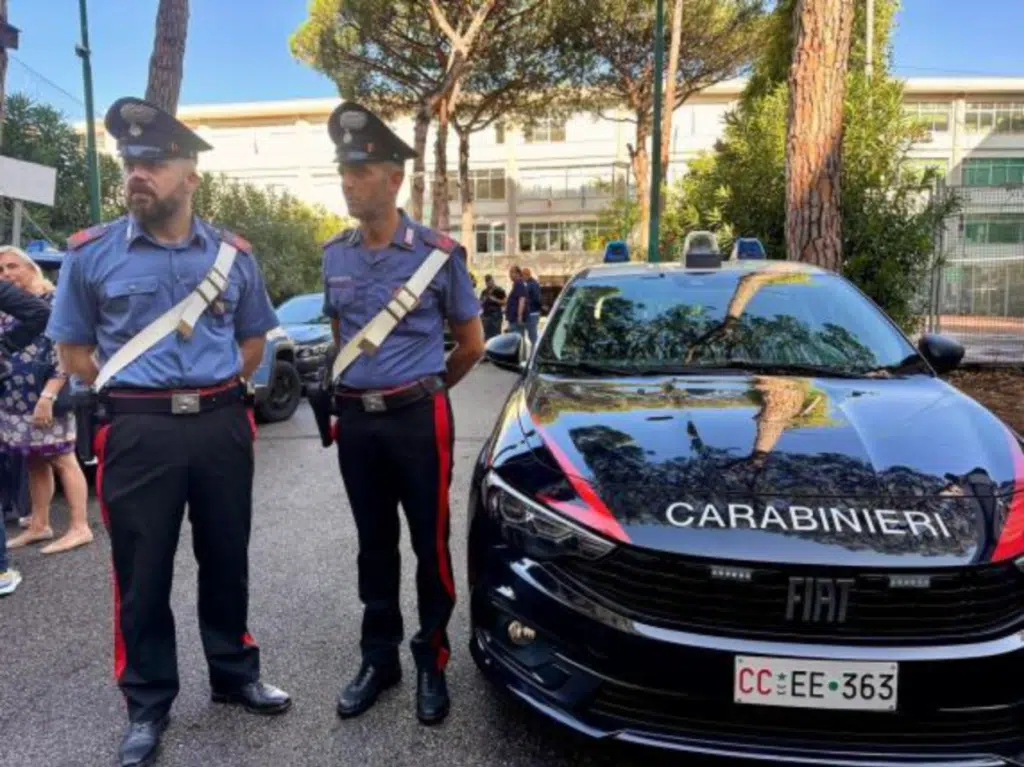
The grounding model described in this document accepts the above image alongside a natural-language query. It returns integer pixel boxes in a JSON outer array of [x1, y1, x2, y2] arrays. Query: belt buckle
[[171, 391, 201, 415], [361, 392, 386, 412]]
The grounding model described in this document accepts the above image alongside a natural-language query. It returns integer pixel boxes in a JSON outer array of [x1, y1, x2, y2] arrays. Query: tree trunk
[[784, 0, 855, 270], [660, 0, 684, 185], [411, 104, 431, 221], [457, 127, 475, 262], [431, 93, 451, 232], [631, 116, 652, 256], [145, 0, 189, 114]]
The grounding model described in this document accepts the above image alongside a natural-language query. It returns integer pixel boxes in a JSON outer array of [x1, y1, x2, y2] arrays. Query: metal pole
[[865, 0, 874, 77], [11, 199, 22, 246], [77, 0, 101, 224], [648, 0, 665, 262]]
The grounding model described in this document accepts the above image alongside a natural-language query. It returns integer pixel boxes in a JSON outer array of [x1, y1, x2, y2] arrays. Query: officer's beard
[[127, 185, 187, 228]]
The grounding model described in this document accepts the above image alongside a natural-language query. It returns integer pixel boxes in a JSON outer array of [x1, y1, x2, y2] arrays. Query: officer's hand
[[32, 397, 54, 428]]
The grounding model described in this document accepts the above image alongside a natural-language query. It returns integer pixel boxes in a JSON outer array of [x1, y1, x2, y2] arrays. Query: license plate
[[734, 655, 898, 711]]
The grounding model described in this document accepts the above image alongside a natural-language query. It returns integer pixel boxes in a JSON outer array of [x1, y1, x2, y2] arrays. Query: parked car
[[468, 257, 1024, 765], [274, 293, 333, 390]]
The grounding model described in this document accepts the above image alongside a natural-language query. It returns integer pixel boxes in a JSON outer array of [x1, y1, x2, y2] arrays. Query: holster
[[70, 387, 100, 465], [309, 344, 338, 448]]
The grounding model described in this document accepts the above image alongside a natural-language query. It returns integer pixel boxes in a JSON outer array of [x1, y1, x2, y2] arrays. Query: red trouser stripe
[[93, 424, 126, 682], [433, 392, 456, 601]]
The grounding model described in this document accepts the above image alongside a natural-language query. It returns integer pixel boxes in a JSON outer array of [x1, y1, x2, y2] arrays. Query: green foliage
[[665, 0, 958, 330], [192, 174, 352, 305], [0, 93, 123, 245]]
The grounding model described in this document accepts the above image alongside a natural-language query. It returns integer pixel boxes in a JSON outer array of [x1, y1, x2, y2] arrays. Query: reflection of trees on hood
[[564, 422, 977, 559]]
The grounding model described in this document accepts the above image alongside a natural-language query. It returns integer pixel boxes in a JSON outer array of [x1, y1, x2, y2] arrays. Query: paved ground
[[0, 365, 693, 767]]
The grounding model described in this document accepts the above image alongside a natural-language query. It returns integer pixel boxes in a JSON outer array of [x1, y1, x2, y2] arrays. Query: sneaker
[[0, 568, 22, 596]]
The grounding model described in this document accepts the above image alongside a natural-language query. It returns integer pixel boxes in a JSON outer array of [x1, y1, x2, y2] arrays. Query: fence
[[923, 183, 1024, 365]]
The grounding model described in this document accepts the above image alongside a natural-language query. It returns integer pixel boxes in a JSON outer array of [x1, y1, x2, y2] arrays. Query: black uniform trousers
[[335, 389, 456, 673], [95, 397, 260, 724]]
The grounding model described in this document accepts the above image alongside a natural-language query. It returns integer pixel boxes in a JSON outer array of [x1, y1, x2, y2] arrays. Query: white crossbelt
[[93, 242, 239, 391], [330, 247, 451, 383]]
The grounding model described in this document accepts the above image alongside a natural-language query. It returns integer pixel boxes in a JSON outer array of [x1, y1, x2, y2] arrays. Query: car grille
[[550, 547, 1024, 642], [587, 682, 1023, 749]]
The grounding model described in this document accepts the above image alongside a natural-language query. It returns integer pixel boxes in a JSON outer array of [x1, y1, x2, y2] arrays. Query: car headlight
[[267, 326, 288, 341], [297, 342, 330, 359], [482, 471, 616, 561]]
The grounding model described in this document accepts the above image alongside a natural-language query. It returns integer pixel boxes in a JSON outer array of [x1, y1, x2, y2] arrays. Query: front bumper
[[470, 548, 1024, 767]]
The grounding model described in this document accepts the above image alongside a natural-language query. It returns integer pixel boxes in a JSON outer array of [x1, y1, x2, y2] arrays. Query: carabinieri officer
[[46, 97, 291, 767], [323, 102, 484, 725]]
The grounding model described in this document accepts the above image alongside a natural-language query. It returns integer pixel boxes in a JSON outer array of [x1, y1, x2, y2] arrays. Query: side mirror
[[485, 332, 529, 373], [917, 333, 964, 374]]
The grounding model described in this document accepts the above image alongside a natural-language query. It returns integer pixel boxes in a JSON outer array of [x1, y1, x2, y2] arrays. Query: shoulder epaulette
[[219, 228, 253, 255], [66, 222, 112, 251], [322, 228, 357, 249], [420, 228, 458, 254]]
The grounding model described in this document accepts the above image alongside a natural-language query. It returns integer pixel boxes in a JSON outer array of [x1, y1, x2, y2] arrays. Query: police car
[[467, 256, 1024, 766]]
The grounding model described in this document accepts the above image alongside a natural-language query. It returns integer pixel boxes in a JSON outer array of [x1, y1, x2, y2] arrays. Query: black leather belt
[[100, 379, 244, 415], [334, 375, 445, 413]]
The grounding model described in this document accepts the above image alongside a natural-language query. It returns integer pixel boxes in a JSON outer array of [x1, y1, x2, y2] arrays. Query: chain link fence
[[923, 183, 1024, 365]]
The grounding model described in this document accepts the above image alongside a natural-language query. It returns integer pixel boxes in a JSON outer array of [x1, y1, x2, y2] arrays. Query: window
[[441, 168, 506, 201], [965, 102, 1024, 134], [964, 214, 1024, 245], [475, 223, 507, 255], [519, 221, 610, 253], [904, 102, 950, 132], [962, 158, 1024, 186], [495, 123, 505, 144], [536, 271, 917, 373], [523, 120, 566, 143], [518, 166, 619, 201]]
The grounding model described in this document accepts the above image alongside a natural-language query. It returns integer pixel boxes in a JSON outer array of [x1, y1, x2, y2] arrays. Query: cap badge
[[129, 123, 143, 137], [342, 130, 352, 144]]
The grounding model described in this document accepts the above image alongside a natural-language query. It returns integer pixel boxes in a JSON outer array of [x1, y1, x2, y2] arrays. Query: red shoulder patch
[[222, 230, 253, 254], [66, 224, 109, 250], [423, 228, 457, 253]]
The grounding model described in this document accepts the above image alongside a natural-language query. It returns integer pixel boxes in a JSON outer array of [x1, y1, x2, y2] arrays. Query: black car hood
[[503, 373, 1024, 567]]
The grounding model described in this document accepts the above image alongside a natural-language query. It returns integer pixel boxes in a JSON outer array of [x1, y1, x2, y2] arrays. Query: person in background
[[0, 246, 92, 557], [0, 274, 53, 595], [479, 274, 506, 340], [505, 266, 528, 336], [521, 267, 542, 345]]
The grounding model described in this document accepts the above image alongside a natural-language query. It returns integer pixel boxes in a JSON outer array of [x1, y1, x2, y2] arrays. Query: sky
[[4, 0, 1024, 123]]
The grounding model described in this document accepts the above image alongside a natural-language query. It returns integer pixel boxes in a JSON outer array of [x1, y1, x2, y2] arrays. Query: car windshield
[[275, 294, 327, 325], [535, 267, 923, 376]]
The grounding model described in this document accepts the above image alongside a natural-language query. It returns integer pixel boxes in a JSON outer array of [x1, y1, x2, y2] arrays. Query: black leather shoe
[[211, 681, 292, 715], [118, 715, 169, 767], [416, 669, 450, 725], [336, 663, 401, 718]]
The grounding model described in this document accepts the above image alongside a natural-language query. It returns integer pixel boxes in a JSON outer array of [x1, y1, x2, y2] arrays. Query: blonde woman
[[0, 246, 92, 554]]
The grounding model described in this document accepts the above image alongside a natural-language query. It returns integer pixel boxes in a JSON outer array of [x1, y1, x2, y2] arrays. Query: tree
[[784, 0, 855, 269], [192, 174, 352, 303], [672, 0, 960, 329], [450, 7, 576, 255], [291, 0, 511, 228], [145, 0, 189, 114], [558, 0, 765, 255], [0, 93, 122, 246]]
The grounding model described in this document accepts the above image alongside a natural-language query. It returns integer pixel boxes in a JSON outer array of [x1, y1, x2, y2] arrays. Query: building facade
[[87, 77, 1024, 319]]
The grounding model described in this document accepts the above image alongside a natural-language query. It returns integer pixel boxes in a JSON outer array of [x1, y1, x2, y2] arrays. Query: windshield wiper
[[856, 354, 930, 378], [684, 361, 873, 379], [538, 359, 639, 376]]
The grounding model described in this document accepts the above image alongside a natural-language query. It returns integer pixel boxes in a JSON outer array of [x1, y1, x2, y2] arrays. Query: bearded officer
[[322, 102, 484, 725], [46, 97, 291, 767]]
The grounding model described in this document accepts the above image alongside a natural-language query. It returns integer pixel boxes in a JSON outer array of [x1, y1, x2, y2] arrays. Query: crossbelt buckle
[[361, 392, 386, 412], [171, 392, 202, 415]]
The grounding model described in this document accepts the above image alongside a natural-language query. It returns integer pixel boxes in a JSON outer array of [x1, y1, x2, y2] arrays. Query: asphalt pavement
[[0, 364, 695, 767]]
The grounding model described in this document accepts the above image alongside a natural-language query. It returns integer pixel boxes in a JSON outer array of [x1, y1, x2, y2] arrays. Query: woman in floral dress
[[0, 246, 92, 554]]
